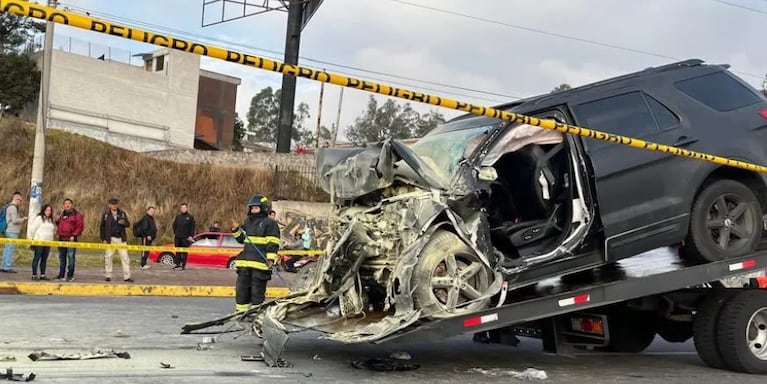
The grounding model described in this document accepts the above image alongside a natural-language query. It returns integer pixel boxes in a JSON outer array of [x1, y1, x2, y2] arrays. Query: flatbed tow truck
[[184, 246, 767, 374]]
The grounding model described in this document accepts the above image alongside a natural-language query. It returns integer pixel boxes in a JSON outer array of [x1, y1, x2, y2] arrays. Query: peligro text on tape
[[0, 237, 324, 256], [1, 0, 766, 174]]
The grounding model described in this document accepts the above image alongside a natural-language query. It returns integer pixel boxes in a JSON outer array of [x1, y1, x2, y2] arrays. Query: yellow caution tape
[[0, 237, 324, 256], [2, 1, 766, 173]]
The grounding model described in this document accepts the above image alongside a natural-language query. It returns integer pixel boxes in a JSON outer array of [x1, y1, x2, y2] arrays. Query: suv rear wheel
[[683, 179, 763, 262]]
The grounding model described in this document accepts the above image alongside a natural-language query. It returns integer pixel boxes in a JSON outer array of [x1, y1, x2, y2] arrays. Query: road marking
[[0, 282, 290, 298]]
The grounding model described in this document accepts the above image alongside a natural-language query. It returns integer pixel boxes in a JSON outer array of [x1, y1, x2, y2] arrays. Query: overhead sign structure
[[2, 0, 767, 173]]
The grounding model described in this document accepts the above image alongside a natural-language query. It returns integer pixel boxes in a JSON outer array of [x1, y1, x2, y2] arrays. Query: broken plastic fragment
[[468, 367, 547, 380], [3, 368, 35, 382], [389, 351, 411, 360], [27, 349, 131, 361], [351, 358, 420, 372], [160, 362, 174, 369]]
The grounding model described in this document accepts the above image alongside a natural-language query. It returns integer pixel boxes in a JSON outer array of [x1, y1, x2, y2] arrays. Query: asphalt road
[[0, 296, 763, 383]]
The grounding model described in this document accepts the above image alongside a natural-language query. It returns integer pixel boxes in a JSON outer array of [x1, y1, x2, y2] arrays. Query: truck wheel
[[693, 290, 738, 370], [657, 319, 693, 343], [604, 310, 657, 353], [413, 230, 492, 319], [716, 290, 767, 374], [683, 180, 762, 263]]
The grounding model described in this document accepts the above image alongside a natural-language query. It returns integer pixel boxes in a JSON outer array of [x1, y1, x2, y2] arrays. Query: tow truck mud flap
[[262, 315, 289, 367]]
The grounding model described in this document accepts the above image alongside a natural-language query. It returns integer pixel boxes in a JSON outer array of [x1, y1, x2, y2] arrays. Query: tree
[[345, 95, 446, 144], [245, 86, 313, 146], [0, 13, 44, 117], [232, 113, 245, 151], [550, 83, 572, 93]]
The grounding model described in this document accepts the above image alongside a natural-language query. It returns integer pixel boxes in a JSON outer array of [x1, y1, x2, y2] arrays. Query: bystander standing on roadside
[[172, 203, 196, 270], [1, 193, 27, 273], [99, 197, 133, 282], [54, 198, 84, 282], [29, 204, 56, 280], [134, 206, 158, 270]]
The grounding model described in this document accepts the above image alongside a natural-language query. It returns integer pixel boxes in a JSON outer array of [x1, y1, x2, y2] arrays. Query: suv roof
[[446, 58, 731, 125]]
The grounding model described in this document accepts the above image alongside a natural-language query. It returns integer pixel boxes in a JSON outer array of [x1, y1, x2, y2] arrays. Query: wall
[[146, 148, 317, 168], [40, 49, 200, 151], [271, 200, 334, 250]]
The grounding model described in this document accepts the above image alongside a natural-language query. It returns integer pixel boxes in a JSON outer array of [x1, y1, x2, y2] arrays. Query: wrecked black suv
[[256, 59, 767, 344]]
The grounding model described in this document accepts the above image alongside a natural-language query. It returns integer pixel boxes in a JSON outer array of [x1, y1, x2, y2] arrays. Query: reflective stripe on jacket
[[232, 214, 280, 271]]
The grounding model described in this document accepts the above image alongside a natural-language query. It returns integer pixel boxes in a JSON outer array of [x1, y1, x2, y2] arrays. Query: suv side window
[[572, 91, 660, 150], [674, 71, 761, 112], [646, 95, 680, 130]]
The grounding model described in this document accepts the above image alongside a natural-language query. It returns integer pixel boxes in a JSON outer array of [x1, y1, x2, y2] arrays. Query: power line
[[58, 3, 519, 102], [711, 0, 767, 16], [389, 0, 764, 80]]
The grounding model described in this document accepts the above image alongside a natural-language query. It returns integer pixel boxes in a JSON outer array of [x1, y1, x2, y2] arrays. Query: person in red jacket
[[54, 198, 84, 282]]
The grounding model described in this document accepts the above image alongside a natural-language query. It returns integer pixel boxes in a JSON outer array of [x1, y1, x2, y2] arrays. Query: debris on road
[[201, 336, 218, 344], [241, 355, 264, 362], [0, 357, 15, 362], [195, 343, 213, 351], [351, 357, 420, 372], [160, 362, 174, 369], [312, 354, 321, 361], [3, 368, 35, 382], [113, 329, 129, 338], [27, 349, 131, 361], [389, 351, 411, 360], [467, 367, 548, 380]]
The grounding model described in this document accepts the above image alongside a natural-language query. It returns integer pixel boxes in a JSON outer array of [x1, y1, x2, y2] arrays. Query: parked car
[[257, 59, 767, 344], [148, 232, 242, 269]]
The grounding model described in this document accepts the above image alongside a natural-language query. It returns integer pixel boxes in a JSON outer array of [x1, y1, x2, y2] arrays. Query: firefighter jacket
[[232, 213, 280, 271]]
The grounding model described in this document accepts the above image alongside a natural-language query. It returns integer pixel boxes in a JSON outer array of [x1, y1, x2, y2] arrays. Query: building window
[[155, 55, 165, 72]]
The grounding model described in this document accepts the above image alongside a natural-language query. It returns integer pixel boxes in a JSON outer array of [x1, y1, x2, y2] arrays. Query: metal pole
[[275, 0, 302, 153], [314, 76, 325, 148], [331, 87, 343, 147], [28, 0, 57, 237]]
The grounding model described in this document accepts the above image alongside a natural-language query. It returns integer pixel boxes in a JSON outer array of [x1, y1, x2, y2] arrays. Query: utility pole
[[314, 78, 325, 148], [28, 0, 56, 236], [275, 0, 302, 153], [331, 87, 343, 147]]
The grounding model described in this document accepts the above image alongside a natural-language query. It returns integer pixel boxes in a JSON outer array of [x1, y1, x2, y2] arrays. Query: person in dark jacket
[[134, 206, 158, 270], [172, 203, 196, 270], [230, 193, 280, 312], [99, 197, 132, 282], [54, 198, 84, 282]]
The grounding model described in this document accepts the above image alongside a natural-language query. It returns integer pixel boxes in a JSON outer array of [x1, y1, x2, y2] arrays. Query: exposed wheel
[[693, 290, 739, 370], [412, 230, 492, 318], [683, 180, 763, 263], [604, 310, 657, 353], [227, 258, 236, 270], [716, 290, 767, 374], [289, 261, 317, 293], [158, 253, 175, 265], [657, 319, 693, 343]]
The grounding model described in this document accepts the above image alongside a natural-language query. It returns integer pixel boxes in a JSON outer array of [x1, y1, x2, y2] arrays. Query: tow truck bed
[[379, 247, 767, 356]]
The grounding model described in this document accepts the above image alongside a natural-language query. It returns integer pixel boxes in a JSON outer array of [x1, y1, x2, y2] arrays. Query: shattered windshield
[[410, 124, 495, 185]]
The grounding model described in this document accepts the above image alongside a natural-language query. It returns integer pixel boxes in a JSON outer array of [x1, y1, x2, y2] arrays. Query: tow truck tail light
[[570, 316, 604, 335]]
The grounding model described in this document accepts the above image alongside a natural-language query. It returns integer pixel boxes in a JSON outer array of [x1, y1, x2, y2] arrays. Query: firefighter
[[230, 193, 281, 312]]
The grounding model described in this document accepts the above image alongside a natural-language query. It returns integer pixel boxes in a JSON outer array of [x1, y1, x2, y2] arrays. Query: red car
[[148, 232, 243, 269]]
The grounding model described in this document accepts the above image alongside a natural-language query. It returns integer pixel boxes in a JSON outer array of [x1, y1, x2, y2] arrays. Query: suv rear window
[[674, 71, 761, 112]]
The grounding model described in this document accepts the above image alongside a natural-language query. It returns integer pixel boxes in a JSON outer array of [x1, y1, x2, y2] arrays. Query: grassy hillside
[[0, 118, 295, 244]]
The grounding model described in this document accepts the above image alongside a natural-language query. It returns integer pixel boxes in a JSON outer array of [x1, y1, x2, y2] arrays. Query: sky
[[41, 0, 767, 143]]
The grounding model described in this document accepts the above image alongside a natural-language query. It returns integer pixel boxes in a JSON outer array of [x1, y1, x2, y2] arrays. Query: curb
[[0, 282, 290, 298]]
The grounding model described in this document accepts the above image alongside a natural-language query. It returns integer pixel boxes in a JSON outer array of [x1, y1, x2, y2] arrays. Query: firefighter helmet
[[247, 193, 270, 211]]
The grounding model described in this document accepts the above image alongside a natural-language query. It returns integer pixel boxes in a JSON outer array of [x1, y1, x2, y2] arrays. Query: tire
[[289, 261, 317, 293], [412, 230, 492, 319], [227, 258, 236, 270], [693, 290, 740, 370], [657, 319, 693, 343], [158, 253, 175, 265], [683, 179, 763, 263], [604, 310, 657, 353], [716, 290, 767, 374]]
